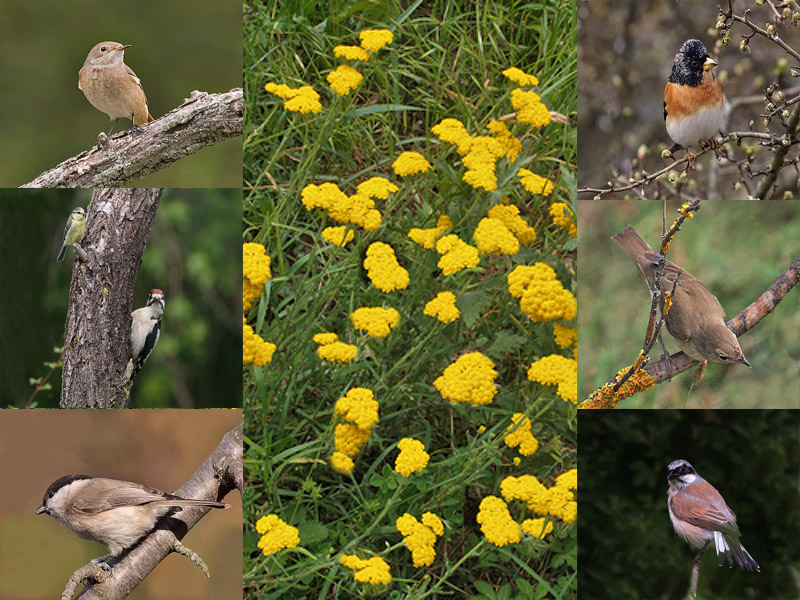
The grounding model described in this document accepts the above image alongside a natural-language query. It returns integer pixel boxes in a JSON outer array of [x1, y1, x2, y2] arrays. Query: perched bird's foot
[[684, 148, 697, 170]]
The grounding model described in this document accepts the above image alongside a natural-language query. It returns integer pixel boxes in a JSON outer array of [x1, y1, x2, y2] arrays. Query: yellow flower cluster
[[396, 512, 444, 567], [504, 413, 539, 456], [553, 323, 577, 349], [313, 332, 357, 364], [359, 29, 394, 52], [243, 242, 271, 311], [507, 263, 576, 322], [408, 215, 453, 249], [394, 437, 430, 477], [321, 225, 354, 247], [486, 120, 523, 163], [433, 351, 498, 406], [476, 496, 522, 547], [488, 204, 536, 245], [363, 242, 409, 293], [431, 118, 522, 191], [302, 179, 396, 232], [340, 555, 392, 585], [502, 67, 540, 87], [327, 64, 364, 96], [549, 202, 576, 237], [264, 82, 322, 114], [255, 514, 300, 556], [243, 317, 276, 366], [435, 235, 480, 275], [331, 388, 379, 475], [430, 118, 472, 154], [392, 151, 432, 176], [473, 217, 520, 255], [511, 88, 551, 128], [528, 355, 577, 404], [423, 291, 460, 323], [350, 306, 400, 338], [523, 518, 554, 539], [501, 469, 577, 525], [333, 45, 371, 61], [518, 167, 554, 196], [243, 243, 276, 366]]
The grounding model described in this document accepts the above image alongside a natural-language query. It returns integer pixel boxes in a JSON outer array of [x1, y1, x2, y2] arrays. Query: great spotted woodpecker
[[126, 289, 164, 381]]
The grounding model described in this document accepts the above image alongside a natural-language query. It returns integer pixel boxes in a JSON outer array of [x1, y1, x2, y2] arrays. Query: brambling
[[664, 39, 724, 157]]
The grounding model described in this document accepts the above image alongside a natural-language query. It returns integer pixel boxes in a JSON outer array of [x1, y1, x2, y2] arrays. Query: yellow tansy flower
[[327, 64, 364, 96], [334, 387, 379, 431], [333, 45, 371, 61], [511, 88, 551, 127], [408, 215, 453, 249], [396, 512, 443, 567], [473, 217, 520, 255], [435, 235, 480, 275], [528, 355, 577, 404], [488, 204, 536, 245], [265, 82, 322, 114], [340, 555, 392, 585], [394, 438, 430, 477], [553, 323, 577, 349], [504, 413, 539, 456], [507, 263, 576, 322], [423, 291, 460, 323], [359, 28, 394, 52], [431, 118, 473, 155], [350, 306, 400, 338], [255, 515, 300, 556], [363, 242, 409, 293], [476, 496, 522, 547], [502, 67, 540, 87], [522, 518, 554, 539], [329, 451, 355, 475], [243, 319, 276, 366], [433, 351, 498, 406], [518, 167, 554, 196], [392, 151, 432, 176], [550, 202, 576, 237], [321, 226, 355, 247]]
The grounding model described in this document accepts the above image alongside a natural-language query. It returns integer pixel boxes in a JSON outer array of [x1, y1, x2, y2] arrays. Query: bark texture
[[61, 188, 162, 408], [21, 88, 243, 188]]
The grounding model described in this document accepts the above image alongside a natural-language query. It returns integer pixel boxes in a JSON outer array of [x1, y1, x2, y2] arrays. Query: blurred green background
[[0, 409, 243, 600], [578, 200, 800, 408], [0, 189, 242, 408], [0, 0, 242, 187], [578, 409, 800, 600]]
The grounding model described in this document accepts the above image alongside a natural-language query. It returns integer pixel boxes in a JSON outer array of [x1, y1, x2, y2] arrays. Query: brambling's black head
[[669, 39, 717, 87]]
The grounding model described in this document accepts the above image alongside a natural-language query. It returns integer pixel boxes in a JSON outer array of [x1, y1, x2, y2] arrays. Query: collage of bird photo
[[0, 1, 797, 599]]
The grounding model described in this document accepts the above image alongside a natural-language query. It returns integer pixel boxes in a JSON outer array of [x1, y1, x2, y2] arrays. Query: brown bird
[[79, 41, 154, 135], [611, 225, 749, 366], [667, 459, 759, 571]]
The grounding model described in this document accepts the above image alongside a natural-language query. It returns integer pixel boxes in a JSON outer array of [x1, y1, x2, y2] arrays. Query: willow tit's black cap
[[36, 474, 92, 514]]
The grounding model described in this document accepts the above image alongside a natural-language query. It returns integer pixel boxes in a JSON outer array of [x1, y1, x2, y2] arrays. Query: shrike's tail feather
[[715, 532, 760, 572]]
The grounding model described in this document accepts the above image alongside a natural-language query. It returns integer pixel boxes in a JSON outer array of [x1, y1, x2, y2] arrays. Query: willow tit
[[667, 459, 759, 571], [36, 474, 228, 560], [57, 207, 87, 262]]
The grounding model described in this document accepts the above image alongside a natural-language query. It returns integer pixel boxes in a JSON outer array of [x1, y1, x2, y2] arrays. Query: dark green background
[[578, 409, 800, 600]]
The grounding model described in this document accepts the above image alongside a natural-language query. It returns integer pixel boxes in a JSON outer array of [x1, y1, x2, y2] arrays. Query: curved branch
[[22, 89, 243, 188], [66, 424, 243, 600]]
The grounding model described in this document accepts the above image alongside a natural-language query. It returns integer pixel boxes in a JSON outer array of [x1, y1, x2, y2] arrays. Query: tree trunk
[[61, 188, 163, 408]]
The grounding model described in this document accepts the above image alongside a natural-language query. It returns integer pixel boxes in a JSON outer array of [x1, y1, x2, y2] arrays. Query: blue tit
[[57, 207, 87, 262]]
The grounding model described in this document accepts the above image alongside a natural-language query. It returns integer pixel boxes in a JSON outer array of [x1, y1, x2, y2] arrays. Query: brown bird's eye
[[717, 353, 728, 361], [100, 46, 107, 52]]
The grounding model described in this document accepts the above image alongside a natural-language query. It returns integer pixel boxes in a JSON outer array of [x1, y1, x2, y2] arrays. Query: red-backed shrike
[[667, 459, 759, 572]]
